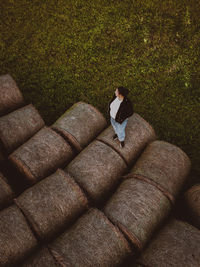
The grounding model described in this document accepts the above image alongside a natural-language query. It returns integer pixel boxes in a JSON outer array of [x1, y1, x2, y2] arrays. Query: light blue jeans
[[110, 117, 128, 142]]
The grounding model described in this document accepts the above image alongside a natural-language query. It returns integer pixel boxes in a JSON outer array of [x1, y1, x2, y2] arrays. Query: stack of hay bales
[[103, 141, 191, 250], [184, 183, 200, 229], [9, 102, 107, 185], [0, 74, 45, 192], [133, 219, 200, 267], [65, 114, 156, 204], [0, 73, 196, 266]]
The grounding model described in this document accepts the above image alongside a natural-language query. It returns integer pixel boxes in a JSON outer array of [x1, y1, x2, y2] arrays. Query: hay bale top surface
[[16, 168, 88, 240], [137, 219, 200, 267], [130, 140, 191, 198], [0, 74, 24, 116], [0, 104, 45, 153], [104, 177, 171, 249], [49, 208, 131, 267], [0, 204, 38, 266], [97, 113, 156, 166], [52, 101, 107, 149], [9, 126, 74, 183], [65, 140, 127, 203]]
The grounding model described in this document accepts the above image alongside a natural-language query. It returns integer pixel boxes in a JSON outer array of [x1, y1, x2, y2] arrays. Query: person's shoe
[[113, 134, 118, 140], [120, 141, 125, 148]]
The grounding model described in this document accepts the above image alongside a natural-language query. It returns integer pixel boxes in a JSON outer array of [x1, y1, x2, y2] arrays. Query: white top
[[110, 97, 123, 119]]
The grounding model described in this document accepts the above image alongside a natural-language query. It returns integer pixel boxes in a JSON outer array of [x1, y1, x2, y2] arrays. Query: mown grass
[[0, 0, 199, 182]]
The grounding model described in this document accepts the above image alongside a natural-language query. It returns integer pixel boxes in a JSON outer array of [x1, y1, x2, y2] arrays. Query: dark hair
[[117, 86, 129, 97]]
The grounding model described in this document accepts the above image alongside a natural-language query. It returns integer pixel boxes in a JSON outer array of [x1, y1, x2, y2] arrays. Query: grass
[[0, 0, 199, 182]]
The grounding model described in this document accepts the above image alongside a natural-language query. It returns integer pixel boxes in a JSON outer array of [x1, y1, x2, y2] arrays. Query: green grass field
[[0, 0, 199, 182]]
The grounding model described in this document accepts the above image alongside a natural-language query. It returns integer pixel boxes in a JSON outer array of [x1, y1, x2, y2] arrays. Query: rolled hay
[[15, 168, 88, 241], [21, 247, 59, 267], [135, 219, 200, 267], [65, 140, 127, 204], [0, 104, 45, 154], [49, 208, 132, 267], [52, 102, 107, 151], [129, 140, 191, 203], [0, 204, 38, 267], [97, 113, 156, 166], [103, 178, 171, 250], [0, 74, 24, 116], [184, 184, 200, 229], [9, 126, 74, 184], [0, 172, 14, 209]]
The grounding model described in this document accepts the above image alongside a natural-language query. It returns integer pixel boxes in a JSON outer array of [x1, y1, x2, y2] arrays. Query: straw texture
[[0, 172, 14, 210], [0, 74, 24, 116], [97, 113, 156, 166], [9, 126, 74, 184], [65, 140, 127, 203], [52, 102, 107, 151], [104, 178, 171, 249], [15, 169, 88, 240], [49, 208, 132, 267], [0, 204, 38, 266], [0, 104, 45, 154], [21, 247, 59, 267], [130, 140, 191, 201], [184, 184, 200, 229], [135, 219, 200, 267]]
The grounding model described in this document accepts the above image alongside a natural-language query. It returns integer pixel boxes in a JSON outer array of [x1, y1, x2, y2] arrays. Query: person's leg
[[110, 117, 118, 135], [117, 118, 128, 142]]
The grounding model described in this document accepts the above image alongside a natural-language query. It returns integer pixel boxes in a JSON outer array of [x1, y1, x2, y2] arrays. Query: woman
[[108, 86, 133, 148]]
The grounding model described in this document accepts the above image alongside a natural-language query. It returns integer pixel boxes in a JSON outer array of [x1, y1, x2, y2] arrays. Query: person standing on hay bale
[[108, 87, 133, 148]]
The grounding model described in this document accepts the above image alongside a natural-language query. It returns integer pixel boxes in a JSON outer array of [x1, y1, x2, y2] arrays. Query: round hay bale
[[0, 172, 14, 210], [21, 247, 59, 267], [97, 113, 156, 166], [15, 168, 88, 241], [9, 126, 74, 184], [184, 184, 200, 229], [0, 74, 24, 116], [0, 204, 38, 266], [65, 140, 127, 204], [49, 208, 132, 267], [129, 140, 191, 202], [52, 102, 107, 151], [135, 219, 200, 267], [0, 104, 45, 154], [103, 178, 171, 250]]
